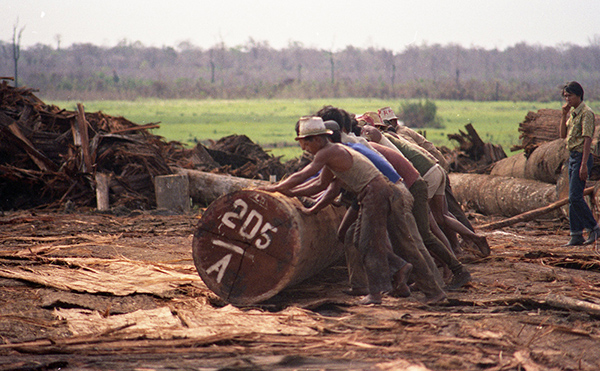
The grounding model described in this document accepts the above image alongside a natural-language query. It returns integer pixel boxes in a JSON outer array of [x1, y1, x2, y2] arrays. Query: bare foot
[[424, 291, 447, 305], [445, 268, 472, 291], [358, 293, 382, 305], [390, 263, 412, 298], [343, 287, 369, 296], [470, 234, 490, 257]]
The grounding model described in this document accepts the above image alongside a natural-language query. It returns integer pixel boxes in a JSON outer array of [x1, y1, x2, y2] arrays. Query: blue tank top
[[344, 142, 401, 183]]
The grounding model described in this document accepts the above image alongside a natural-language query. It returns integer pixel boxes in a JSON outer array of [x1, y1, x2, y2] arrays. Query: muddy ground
[[1, 208, 600, 371]]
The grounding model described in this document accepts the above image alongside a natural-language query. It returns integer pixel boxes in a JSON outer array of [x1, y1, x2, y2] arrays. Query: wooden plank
[[95, 173, 111, 211]]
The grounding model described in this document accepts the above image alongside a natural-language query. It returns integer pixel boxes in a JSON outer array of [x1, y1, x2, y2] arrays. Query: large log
[[192, 189, 346, 305], [175, 168, 270, 206], [480, 186, 595, 230], [448, 173, 559, 217], [490, 139, 567, 184]]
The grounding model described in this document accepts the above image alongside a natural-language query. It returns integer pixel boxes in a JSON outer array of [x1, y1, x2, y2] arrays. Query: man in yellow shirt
[[559, 81, 599, 246]]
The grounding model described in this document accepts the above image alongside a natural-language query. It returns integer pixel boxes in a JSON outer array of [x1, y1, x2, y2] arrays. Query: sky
[[3, 0, 600, 52]]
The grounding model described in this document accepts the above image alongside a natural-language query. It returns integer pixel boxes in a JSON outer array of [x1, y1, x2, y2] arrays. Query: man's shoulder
[[316, 142, 347, 157]]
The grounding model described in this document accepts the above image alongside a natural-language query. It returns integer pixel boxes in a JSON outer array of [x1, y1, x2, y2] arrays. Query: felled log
[[479, 186, 594, 230], [175, 168, 270, 206], [490, 139, 568, 184], [192, 189, 346, 305], [448, 173, 558, 217]]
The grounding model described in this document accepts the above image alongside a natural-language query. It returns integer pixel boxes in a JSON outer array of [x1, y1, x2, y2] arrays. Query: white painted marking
[[212, 239, 254, 259], [206, 254, 232, 283]]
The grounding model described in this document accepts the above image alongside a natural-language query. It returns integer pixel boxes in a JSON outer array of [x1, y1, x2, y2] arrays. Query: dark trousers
[[568, 151, 598, 234]]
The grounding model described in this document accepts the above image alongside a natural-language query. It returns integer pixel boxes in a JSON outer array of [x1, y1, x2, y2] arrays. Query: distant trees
[[1, 38, 599, 102], [398, 100, 442, 129]]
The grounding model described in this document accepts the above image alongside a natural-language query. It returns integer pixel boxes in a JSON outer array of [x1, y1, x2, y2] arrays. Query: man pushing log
[[261, 116, 446, 304]]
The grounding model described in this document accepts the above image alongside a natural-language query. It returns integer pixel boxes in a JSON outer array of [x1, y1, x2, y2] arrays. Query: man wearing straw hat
[[262, 116, 446, 305]]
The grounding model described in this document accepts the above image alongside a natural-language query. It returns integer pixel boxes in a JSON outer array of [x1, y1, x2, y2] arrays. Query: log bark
[[192, 189, 346, 305], [448, 173, 559, 217], [544, 293, 600, 316]]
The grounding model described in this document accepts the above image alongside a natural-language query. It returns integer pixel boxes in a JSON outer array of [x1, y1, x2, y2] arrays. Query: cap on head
[[378, 107, 398, 121], [295, 116, 333, 140], [323, 120, 340, 132]]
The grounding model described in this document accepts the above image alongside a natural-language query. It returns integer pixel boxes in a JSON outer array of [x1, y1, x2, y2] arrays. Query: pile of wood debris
[[0, 81, 294, 211], [439, 123, 507, 174]]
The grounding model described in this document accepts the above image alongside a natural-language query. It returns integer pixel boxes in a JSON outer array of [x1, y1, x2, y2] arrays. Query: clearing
[[1, 209, 599, 370]]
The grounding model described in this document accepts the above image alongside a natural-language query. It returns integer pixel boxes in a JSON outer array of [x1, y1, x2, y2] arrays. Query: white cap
[[378, 107, 398, 121]]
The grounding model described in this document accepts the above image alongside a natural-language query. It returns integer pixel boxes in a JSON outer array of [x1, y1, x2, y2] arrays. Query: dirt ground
[[1, 207, 600, 371]]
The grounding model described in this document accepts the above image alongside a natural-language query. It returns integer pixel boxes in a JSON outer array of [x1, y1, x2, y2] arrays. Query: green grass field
[[52, 98, 599, 160]]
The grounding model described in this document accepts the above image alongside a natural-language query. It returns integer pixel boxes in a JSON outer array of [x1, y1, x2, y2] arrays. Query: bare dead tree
[[12, 19, 25, 87], [329, 50, 334, 85], [54, 34, 62, 51]]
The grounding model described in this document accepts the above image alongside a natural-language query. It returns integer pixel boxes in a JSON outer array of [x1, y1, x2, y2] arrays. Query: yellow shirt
[[566, 102, 595, 152]]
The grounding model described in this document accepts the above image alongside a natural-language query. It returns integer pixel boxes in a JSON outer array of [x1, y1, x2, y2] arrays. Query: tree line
[[1, 37, 599, 101]]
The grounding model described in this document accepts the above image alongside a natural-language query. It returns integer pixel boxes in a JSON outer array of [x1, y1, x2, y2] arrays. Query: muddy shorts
[[422, 164, 446, 199]]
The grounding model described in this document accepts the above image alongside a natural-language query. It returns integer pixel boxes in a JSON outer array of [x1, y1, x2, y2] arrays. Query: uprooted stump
[[192, 189, 346, 305]]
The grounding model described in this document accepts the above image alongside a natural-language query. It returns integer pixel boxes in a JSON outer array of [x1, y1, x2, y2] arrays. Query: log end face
[[192, 190, 298, 304]]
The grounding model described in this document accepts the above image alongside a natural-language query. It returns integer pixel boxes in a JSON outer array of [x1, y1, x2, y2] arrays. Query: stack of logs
[[450, 108, 600, 221]]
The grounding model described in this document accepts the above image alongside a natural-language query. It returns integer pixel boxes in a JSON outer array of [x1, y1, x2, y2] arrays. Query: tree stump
[[192, 190, 346, 305], [154, 174, 190, 213]]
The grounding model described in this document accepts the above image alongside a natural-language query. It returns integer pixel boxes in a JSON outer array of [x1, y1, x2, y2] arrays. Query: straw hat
[[295, 116, 333, 140]]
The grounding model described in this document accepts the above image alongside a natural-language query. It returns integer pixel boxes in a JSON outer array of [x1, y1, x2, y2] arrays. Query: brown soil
[[1, 209, 600, 370]]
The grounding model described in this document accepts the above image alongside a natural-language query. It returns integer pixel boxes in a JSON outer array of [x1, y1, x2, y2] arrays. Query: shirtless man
[[262, 116, 446, 304]]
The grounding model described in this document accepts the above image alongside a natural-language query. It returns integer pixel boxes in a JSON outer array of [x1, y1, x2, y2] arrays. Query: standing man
[[559, 81, 600, 246]]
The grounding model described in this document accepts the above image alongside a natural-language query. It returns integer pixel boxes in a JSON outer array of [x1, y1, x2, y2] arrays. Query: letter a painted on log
[[206, 254, 232, 283]]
